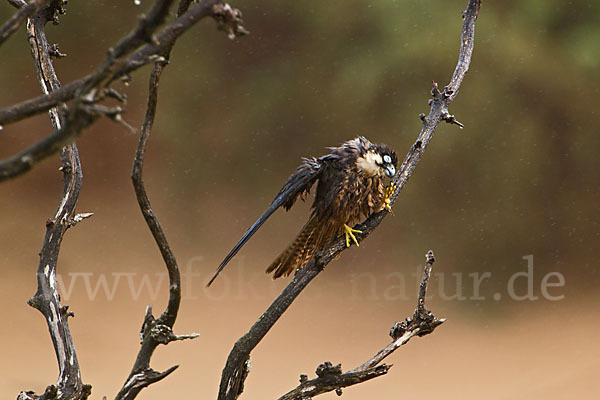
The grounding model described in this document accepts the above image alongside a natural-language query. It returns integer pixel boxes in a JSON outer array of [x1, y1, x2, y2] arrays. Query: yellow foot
[[380, 183, 396, 212], [343, 224, 362, 247]]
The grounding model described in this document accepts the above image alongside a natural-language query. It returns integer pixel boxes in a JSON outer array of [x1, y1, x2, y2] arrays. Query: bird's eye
[[383, 155, 392, 164]]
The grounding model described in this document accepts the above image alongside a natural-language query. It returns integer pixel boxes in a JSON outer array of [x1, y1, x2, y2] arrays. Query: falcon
[[207, 136, 398, 286]]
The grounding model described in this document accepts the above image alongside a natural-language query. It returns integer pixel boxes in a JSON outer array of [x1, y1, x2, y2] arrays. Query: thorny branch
[[0, 0, 248, 181], [216, 1, 482, 399], [278, 251, 443, 400], [18, 2, 91, 399]]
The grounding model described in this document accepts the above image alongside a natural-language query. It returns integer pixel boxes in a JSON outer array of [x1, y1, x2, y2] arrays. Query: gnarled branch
[[0, 0, 247, 127], [18, 2, 91, 399], [0, 0, 247, 185]]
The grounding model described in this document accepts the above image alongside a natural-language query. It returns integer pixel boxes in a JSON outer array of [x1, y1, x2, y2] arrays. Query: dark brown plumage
[[207, 136, 398, 286]]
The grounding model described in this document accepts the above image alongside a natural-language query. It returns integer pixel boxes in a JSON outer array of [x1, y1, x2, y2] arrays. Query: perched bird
[[207, 136, 398, 286]]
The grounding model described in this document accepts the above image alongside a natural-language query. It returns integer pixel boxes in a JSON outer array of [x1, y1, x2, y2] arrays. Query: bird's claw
[[343, 224, 362, 247], [380, 183, 396, 212]]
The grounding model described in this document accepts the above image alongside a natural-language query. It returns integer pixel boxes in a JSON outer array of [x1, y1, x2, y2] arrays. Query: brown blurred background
[[1, 0, 598, 399]]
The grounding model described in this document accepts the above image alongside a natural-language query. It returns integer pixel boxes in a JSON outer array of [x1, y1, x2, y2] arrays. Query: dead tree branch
[[115, 51, 200, 400], [280, 363, 390, 400], [0, 0, 52, 45], [0, 0, 247, 182], [8, 0, 246, 398], [352, 251, 442, 372], [0, 105, 99, 181], [216, 1, 481, 399], [77, 0, 177, 96], [18, 2, 91, 399], [114, 2, 214, 396], [0, 0, 247, 127], [278, 251, 443, 400]]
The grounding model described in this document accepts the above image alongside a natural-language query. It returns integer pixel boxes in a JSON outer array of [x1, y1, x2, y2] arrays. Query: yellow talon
[[343, 224, 362, 247], [380, 183, 396, 212]]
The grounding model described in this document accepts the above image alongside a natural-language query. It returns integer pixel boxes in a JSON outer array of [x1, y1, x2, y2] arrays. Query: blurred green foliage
[[1, 0, 598, 294]]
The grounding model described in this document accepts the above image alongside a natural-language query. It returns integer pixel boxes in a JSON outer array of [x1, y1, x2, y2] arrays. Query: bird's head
[[357, 142, 398, 178]]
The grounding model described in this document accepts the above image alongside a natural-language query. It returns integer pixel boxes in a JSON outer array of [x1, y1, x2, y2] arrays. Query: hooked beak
[[385, 165, 396, 178]]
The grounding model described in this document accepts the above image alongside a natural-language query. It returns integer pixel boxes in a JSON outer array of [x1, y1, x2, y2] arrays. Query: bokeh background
[[1, 0, 598, 399]]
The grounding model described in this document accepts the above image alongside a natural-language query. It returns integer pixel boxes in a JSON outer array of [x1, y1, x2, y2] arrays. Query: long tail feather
[[206, 158, 322, 287], [206, 204, 279, 287]]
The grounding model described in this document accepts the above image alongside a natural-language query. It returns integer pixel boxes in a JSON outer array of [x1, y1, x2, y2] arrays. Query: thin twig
[[115, 2, 205, 396], [115, 58, 199, 400], [19, 3, 91, 399], [354, 251, 442, 373], [278, 252, 443, 400], [216, 1, 481, 399]]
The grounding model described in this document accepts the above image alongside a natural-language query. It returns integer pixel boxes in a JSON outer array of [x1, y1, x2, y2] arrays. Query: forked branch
[[115, 47, 199, 400], [0, 0, 52, 45], [216, 1, 481, 399], [10, 1, 246, 399], [0, 0, 248, 181], [278, 251, 443, 400], [114, 1, 225, 395]]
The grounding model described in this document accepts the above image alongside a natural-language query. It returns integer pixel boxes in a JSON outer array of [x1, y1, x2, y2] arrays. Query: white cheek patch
[[357, 151, 383, 176], [368, 151, 383, 165]]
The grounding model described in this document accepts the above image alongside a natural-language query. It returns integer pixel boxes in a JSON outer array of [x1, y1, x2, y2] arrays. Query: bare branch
[[278, 251, 443, 400], [0, 0, 52, 46], [355, 251, 443, 371], [115, 58, 199, 400], [113, 1, 248, 83], [0, 0, 247, 186], [278, 363, 390, 400], [18, 3, 91, 399], [0, 0, 177, 179], [5, 0, 246, 398], [0, 77, 83, 125], [0, 0, 247, 127], [78, 0, 177, 95], [131, 60, 180, 326], [116, 365, 179, 400], [388, 0, 482, 205], [216, 1, 481, 399], [0, 105, 98, 181]]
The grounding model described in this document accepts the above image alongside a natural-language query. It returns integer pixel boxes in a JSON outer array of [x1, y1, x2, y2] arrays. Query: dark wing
[[206, 157, 324, 286]]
